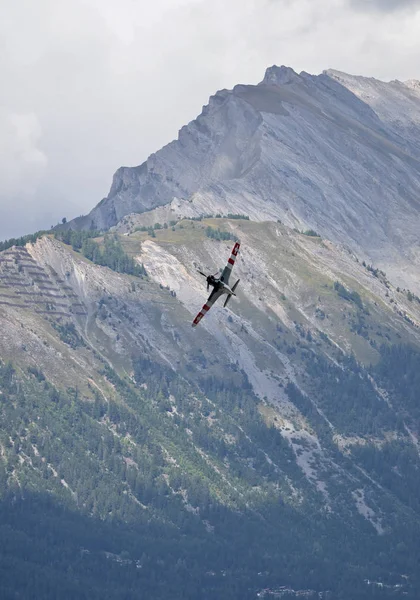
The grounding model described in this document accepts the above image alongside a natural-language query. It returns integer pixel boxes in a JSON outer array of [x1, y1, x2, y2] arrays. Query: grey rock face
[[69, 89, 263, 231], [68, 66, 420, 291]]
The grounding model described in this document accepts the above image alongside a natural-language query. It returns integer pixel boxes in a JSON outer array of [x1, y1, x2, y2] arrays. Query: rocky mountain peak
[[259, 64, 301, 86], [62, 65, 420, 294], [3, 65, 420, 599], [404, 78, 420, 92]]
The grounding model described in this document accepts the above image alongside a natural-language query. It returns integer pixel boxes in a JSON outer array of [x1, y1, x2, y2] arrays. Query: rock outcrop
[[66, 66, 420, 292]]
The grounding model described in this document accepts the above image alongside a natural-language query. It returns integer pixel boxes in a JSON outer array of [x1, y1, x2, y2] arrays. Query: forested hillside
[[1, 218, 420, 598]]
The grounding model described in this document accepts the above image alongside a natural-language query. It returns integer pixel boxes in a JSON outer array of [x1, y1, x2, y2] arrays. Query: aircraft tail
[[223, 279, 240, 308]]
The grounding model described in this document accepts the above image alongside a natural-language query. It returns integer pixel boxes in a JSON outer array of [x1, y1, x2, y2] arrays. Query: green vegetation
[[134, 214, 249, 234], [54, 228, 102, 250], [2, 216, 420, 599], [54, 230, 146, 277], [406, 290, 420, 303], [362, 262, 387, 281], [135, 223, 164, 232], [334, 281, 363, 310], [82, 235, 147, 276], [374, 343, 420, 424], [0, 230, 49, 252], [52, 322, 85, 349], [187, 213, 249, 221], [302, 229, 321, 237], [226, 213, 250, 220], [0, 346, 415, 600], [27, 366, 46, 382], [289, 353, 398, 436], [205, 226, 238, 241], [2, 335, 420, 599]]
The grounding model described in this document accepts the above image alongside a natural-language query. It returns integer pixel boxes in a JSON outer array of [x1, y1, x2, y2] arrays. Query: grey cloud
[[0, 111, 47, 198], [0, 109, 50, 239], [349, 0, 420, 12], [1, 0, 420, 240]]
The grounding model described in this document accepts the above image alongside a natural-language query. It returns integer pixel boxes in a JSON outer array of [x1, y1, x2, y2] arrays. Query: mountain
[[1, 218, 420, 599], [67, 65, 420, 294], [1, 66, 420, 599]]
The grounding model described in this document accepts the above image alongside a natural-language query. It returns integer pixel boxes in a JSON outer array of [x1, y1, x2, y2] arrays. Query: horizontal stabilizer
[[231, 279, 240, 293]]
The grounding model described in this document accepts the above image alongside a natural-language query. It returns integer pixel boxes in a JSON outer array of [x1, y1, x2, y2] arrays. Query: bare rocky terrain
[[2, 66, 420, 599], [2, 220, 420, 530], [66, 66, 420, 294]]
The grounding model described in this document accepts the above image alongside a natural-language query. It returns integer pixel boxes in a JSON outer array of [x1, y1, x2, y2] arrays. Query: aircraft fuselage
[[211, 279, 235, 296]]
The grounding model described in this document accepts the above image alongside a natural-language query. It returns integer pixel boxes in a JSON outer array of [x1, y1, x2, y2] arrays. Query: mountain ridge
[[2, 217, 420, 598], [63, 65, 420, 294], [2, 65, 420, 598]]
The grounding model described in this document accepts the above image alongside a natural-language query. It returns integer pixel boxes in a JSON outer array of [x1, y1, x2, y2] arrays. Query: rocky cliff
[[67, 66, 420, 293], [1, 218, 420, 597], [3, 64, 420, 599]]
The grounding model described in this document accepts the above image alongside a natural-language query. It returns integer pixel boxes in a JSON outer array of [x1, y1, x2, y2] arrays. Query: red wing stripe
[[192, 286, 225, 327], [231, 242, 240, 256], [228, 258, 235, 265]]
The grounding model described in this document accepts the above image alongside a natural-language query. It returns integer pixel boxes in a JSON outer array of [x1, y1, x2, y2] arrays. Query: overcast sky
[[1, 0, 420, 240]]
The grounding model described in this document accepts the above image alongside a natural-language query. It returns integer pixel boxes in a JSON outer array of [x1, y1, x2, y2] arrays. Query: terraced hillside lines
[[0, 245, 88, 319], [1, 228, 420, 598]]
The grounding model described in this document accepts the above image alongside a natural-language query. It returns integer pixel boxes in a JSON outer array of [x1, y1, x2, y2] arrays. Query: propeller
[[197, 269, 210, 291], [197, 269, 220, 292]]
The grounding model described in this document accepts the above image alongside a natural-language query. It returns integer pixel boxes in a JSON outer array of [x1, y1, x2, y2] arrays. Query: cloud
[[349, 0, 420, 12], [1, 0, 420, 239], [0, 109, 49, 239], [0, 111, 47, 197]]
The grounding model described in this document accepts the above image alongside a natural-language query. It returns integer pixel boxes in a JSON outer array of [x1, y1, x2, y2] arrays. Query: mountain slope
[[1, 220, 420, 598], [66, 66, 420, 294]]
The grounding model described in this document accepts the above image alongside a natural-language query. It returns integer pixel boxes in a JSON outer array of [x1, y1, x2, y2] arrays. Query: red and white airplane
[[192, 241, 241, 327]]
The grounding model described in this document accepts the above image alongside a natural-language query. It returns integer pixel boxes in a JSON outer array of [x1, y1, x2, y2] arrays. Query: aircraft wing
[[220, 241, 240, 285], [192, 287, 224, 327]]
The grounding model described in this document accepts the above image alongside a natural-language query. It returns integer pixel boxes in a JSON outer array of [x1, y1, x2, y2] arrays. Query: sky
[[1, 0, 420, 240]]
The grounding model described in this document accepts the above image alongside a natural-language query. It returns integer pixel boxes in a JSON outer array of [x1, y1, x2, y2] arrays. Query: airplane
[[192, 241, 241, 327]]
